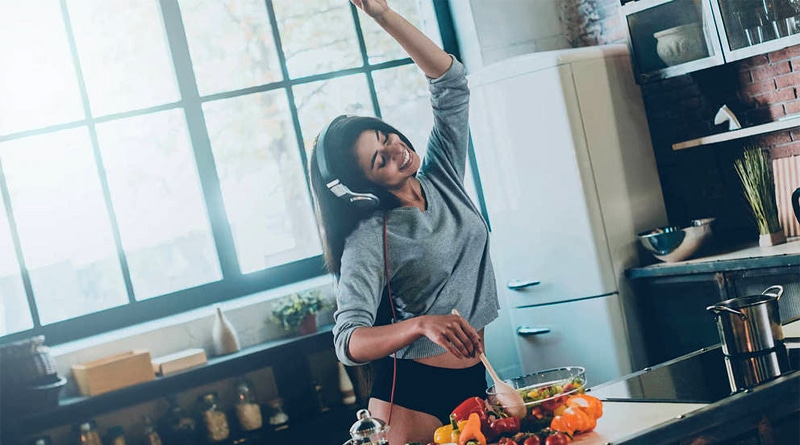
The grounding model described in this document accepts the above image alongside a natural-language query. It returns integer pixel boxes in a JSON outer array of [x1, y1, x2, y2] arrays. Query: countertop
[[564, 318, 800, 444], [626, 237, 800, 279]]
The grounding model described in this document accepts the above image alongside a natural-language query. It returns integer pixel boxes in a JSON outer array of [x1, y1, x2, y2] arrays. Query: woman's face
[[352, 129, 419, 190]]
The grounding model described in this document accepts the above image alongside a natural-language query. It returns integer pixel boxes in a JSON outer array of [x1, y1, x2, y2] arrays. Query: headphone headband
[[315, 116, 380, 209]]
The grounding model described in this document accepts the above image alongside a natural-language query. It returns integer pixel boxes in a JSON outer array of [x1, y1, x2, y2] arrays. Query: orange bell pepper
[[550, 406, 594, 435], [457, 412, 487, 445], [566, 394, 603, 420]]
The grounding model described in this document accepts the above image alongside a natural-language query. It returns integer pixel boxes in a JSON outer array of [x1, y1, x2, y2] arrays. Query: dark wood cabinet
[[627, 245, 800, 366], [1, 326, 360, 445]]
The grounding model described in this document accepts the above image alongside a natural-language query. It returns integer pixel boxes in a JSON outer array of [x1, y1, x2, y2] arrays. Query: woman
[[308, 1, 499, 442]]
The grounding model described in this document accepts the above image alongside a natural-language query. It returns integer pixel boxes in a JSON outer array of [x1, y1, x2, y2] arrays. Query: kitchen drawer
[[510, 294, 630, 387]]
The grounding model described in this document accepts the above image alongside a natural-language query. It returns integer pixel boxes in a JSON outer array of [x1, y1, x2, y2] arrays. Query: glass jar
[[165, 397, 199, 444], [199, 392, 230, 442], [234, 379, 262, 431], [266, 398, 289, 431], [28, 436, 52, 445], [142, 415, 163, 445], [104, 426, 126, 445], [76, 420, 102, 445]]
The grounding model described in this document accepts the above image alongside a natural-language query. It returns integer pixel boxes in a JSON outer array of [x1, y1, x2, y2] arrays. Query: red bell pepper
[[489, 416, 521, 438], [451, 397, 496, 441], [451, 397, 488, 424]]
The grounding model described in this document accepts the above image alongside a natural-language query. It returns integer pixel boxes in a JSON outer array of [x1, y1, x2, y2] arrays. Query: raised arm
[[351, 0, 452, 78]]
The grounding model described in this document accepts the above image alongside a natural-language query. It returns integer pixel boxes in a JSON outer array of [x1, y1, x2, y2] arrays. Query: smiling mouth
[[399, 148, 411, 170]]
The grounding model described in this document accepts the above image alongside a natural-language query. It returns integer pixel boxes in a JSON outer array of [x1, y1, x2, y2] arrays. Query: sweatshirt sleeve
[[332, 219, 386, 366], [422, 55, 470, 181]]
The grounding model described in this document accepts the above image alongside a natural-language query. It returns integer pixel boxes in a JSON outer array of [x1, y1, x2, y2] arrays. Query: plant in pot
[[270, 290, 331, 335], [734, 146, 785, 247]]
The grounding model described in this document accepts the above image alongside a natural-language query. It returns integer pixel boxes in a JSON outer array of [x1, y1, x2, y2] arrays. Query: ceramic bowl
[[638, 218, 715, 263], [654, 23, 708, 66]]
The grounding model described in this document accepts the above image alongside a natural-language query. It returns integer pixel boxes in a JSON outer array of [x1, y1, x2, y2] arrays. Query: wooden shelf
[[2, 326, 336, 439], [672, 116, 800, 150]]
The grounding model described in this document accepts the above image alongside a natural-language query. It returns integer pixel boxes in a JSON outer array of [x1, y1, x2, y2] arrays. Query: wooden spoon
[[451, 309, 526, 419]]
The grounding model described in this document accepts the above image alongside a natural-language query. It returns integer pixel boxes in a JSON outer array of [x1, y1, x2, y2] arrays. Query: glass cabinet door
[[712, 0, 800, 61], [623, 0, 724, 83]]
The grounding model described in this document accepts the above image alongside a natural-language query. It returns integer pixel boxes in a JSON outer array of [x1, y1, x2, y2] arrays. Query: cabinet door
[[712, 0, 800, 62], [509, 294, 630, 387], [633, 273, 725, 366], [622, 0, 724, 83]]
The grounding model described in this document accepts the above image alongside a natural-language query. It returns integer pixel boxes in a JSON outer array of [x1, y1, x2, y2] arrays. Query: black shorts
[[370, 356, 487, 425]]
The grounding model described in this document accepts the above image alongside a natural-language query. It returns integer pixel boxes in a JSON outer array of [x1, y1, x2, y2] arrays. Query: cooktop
[[587, 338, 800, 404]]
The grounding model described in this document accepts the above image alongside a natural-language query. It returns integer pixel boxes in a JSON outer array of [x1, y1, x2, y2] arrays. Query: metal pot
[[706, 285, 785, 355]]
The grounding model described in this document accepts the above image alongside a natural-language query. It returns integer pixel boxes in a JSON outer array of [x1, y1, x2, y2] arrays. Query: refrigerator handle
[[517, 326, 551, 336], [507, 279, 540, 290]]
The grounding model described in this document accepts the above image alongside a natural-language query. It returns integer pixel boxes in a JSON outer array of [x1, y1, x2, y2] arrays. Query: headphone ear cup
[[342, 187, 380, 209]]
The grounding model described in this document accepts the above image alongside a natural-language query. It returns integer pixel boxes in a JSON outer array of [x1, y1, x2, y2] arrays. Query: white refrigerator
[[469, 45, 668, 387]]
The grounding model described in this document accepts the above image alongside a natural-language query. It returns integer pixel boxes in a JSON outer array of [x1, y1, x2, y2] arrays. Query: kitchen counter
[[627, 237, 800, 279], [563, 318, 800, 444]]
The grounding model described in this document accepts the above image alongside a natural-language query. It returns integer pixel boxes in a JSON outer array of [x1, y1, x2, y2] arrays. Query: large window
[[0, 0, 472, 345]]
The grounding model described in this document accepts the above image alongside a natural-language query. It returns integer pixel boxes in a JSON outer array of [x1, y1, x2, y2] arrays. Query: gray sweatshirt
[[333, 57, 500, 366]]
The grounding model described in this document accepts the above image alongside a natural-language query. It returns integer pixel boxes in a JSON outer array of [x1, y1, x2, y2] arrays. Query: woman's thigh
[[368, 397, 442, 445]]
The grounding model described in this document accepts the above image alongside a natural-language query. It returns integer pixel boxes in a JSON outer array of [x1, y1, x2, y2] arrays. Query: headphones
[[315, 115, 381, 209]]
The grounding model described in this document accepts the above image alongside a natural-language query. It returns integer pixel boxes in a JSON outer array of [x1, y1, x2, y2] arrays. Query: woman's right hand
[[416, 314, 484, 359]]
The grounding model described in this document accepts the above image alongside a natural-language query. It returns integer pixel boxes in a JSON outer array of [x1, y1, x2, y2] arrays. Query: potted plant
[[734, 146, 786, 247], [270, 290, 331, 335]]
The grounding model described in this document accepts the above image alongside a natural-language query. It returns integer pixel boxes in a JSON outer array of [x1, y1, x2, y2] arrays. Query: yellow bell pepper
[[434, 414, 467, 444]]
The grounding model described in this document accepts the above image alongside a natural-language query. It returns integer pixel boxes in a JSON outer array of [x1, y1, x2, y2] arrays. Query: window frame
[[0, 0, 485, 346]]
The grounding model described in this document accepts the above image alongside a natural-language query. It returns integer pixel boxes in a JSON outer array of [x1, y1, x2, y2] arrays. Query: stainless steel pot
[[706, 285, 785, 355]]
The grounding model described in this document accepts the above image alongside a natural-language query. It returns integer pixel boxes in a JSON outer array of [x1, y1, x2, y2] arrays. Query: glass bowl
[[486, 367, 586, 419]]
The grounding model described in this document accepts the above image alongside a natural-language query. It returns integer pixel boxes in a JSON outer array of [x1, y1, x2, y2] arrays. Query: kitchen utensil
[[638, 218, 715, 262], [348, 409, 389, 445], [707, 285, 785, 355], [451, 309, 526, 418]]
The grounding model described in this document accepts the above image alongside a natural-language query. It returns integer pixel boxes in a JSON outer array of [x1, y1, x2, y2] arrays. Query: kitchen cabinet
[[0, 327, 359, 445], [627, 242, 800, 366], [622, 0, 800, 83]]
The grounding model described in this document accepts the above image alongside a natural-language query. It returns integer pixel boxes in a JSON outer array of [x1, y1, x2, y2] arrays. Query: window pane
[[273, 0, 361, 78], [67, 0, 179, 116], [96, 110, 222, 299], [294, 74, 374, 155], [359, 1, 442, 65], [0, 0, 84, 135], [203, 91, 321, 274], [179, 0, 282, 96], [0, 128, 128, 324], [374, 65, 482, 205], [0, 191, 32, 335], [373, 65, 432, 158]]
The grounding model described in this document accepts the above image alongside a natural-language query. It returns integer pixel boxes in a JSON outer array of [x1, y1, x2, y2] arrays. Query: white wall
[[450, 0, 570, 73]]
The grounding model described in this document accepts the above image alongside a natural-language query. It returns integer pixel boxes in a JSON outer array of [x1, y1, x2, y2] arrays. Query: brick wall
[[561, 0, 800, 243]]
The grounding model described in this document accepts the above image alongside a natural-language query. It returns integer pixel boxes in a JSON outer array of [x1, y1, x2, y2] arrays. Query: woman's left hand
[[350, 0, 390, 19]]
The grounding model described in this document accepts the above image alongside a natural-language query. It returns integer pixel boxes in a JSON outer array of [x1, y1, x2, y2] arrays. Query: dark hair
[[308, 116, 413, 275]]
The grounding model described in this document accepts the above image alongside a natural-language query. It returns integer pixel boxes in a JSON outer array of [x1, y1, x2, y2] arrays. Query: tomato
[[497, 438, 516, 445], [545, 433, 571, 445], [523, 436, 542, 445]]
